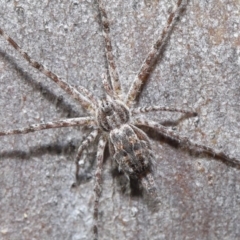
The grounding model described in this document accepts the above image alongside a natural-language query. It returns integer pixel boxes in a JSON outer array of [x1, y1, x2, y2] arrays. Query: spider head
[[97, 95, 130, 131]]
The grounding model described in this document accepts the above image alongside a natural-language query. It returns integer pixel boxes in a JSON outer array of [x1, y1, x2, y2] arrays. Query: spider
[[0, 0, 239, 239]]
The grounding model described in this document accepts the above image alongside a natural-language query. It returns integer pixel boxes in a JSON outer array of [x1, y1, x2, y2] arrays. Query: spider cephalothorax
[[97, 96, 130, 131]]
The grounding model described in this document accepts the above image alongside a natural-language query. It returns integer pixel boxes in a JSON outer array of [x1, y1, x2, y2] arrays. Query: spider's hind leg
[[130, 125, 158, 197], [73, 129, 99, 187], [109, 141, 133, 195], [134, 118, 240, 169], [93, 135, 107, 240]]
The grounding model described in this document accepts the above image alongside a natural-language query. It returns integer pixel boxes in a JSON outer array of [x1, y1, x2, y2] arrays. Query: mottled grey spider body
[[110, 124, 156, 194], [97, 96, 130, 132], [0, 0, 239, 239], [98, 94, 156, 194]]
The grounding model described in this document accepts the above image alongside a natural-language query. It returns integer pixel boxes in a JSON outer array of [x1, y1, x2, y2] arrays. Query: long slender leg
[[131, 105, 197, 116], [75, 129, 99, 183], [76, 86, 98, 111], [126, 0, 188, 106], [108, 141, 119, 171], [0, 28, 97, 113], [97, 0, 122, 97], [134, 118, 240, 168], [102, 74, 115, 97], [93, 135, 107, 240], [0, 117, 96, 136]]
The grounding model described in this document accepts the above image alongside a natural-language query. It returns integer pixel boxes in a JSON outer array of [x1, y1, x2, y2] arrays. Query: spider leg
[[130, 124, 151, 148], [0, 28, 97, 113], [0, 117, 95, 136], [97, 0, 122, 98], [93, 135, 107, 240], [74, 129, 99, 184], [130, 125, 157, 196], [109, 141, 134, 197], [134, 118, 240, 168], [108, 141, 118, 169], [131, 105, 197, 116], [102, 74, 115, 97], [125, 0, 188, 106]]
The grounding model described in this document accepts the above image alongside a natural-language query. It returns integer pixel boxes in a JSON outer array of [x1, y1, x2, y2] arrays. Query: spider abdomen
[[110, 124, 150, 175], [109, 124, 157, 195]]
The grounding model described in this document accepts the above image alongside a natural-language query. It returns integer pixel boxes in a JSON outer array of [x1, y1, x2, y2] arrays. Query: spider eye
[[122, 151, 128, 157], [101, 100, 113, 114]]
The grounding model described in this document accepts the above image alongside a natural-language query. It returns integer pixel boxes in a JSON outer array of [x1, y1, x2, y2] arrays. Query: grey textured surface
[[0, 0, 240, 239]]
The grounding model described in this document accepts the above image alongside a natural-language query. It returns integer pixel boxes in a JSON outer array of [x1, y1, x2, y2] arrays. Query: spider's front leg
[[0, 28, 97, 113], [97, 0, 122, 97], [0, 117, 95, 136], [125, 0, 188, 106]]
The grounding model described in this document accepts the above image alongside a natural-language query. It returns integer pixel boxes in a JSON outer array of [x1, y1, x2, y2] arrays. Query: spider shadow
[[0, 49, 97, 184], [0, 137, 78, 160], [139, 121, 240, 171], [0, 50, 84, 118], [110, 162, 162, 210], [111, 166, 143, 197], [107, 111, 199, 198], [0, 132, 98, 182], [98, 143, 143, 198]]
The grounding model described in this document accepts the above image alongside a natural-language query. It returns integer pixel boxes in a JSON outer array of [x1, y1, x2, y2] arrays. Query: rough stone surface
[[0, 0, 239, 239]]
